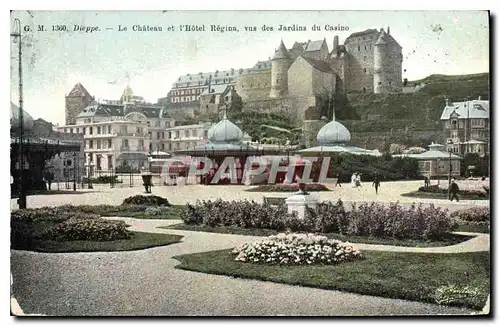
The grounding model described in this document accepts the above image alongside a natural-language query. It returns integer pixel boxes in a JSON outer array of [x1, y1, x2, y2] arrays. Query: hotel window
[[124, 139, 129, 148], [137, 127, 143, 133], [89, 127, 93, 135], [451, 130, 458, 139], [185, 130, 190, 137], [175, 131, 180, 138], [139, 139, 144, 148], [155, 120, 161, 127], [161, 132, 165, 139], [108, 125, 112, 134], [358, 45, 360, 51], [161, 143, 165, 150], [363, 56, 366, 61], [89, 140, 93, 149], [108, 139, 112, 148], [97, 126, 101, 134], [83, 127, 86, 134], [364, 68, 367, 73], [157, 132, 161, 139], [120, 125, 127, 134], [70, 128, 73, 134], [192, 130, 197, 137], [76, 128, 79, 133], [96, 140, 101, 149]]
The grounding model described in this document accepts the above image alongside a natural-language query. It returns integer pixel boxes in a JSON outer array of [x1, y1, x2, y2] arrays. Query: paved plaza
[[11, 180, 490, 316]]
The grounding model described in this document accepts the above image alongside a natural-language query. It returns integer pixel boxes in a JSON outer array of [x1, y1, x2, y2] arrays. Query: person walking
[[372, 175, 381, 194], [335, 172, 342, 187], [449, 178, 460, 202], [424, 175, 430, 188]]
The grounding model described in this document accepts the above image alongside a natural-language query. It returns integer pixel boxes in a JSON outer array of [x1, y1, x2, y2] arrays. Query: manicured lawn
[[174, 249, 490, 310], [401, 191, 489, 200], [14, 231, 183, 253], [163, 224, 474, 248]]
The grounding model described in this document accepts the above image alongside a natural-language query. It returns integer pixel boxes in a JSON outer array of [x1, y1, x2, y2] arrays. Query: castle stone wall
[[235, 70, 271, 102]]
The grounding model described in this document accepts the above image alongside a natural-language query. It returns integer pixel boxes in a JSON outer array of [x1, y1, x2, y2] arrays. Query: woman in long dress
[[351, 173, 357, 187]]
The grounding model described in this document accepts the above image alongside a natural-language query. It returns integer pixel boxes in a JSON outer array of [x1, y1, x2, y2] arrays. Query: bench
[[263, 196, 287, 206]]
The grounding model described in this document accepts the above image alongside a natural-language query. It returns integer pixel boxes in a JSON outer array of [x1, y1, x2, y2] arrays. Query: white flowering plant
[[232, 233, 364, 265]]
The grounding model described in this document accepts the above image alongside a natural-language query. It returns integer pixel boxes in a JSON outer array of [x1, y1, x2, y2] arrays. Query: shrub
[[91, 175, 123, 184], [232, 233, 364, 265], [249, 183, 330, 192], [450, 207, 490, 224], [122, 195, 171, 206], [44, 218, 132, 242], [11, 207, 99, 223], [144, 206, 171, 216], [182, 200, 290, 230], [183, 199, 454, 240]]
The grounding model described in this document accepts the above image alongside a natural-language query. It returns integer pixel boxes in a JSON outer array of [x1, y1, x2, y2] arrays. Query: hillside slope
[[343, 72, 489, 130]]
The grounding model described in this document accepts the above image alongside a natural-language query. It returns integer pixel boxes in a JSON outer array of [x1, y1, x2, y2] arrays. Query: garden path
[[11, 216, 489, 316]]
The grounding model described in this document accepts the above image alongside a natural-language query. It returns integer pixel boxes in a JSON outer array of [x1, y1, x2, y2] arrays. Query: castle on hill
[[164, 27, 403, 120]]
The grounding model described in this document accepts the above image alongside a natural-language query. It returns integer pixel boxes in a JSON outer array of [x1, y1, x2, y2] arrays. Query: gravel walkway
[[11, 216, 488, 316]]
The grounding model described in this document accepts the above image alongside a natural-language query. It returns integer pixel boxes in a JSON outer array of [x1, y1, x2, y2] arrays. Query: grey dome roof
[[317, 120, 351, 145], [208, 113, 243, 143], [10, 102, 34, 131]]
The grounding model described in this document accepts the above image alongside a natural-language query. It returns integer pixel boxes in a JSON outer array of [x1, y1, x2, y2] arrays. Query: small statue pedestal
[[285, 183, 317, 220]]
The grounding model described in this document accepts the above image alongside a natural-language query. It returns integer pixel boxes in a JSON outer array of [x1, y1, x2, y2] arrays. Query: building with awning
[[392, 142, 462, 178], [10, 103, 83, 194]]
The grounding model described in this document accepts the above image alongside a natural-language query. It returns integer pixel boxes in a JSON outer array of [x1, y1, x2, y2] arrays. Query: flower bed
[[246, 183, 330, 192], [402, 186, 489, 200], [122, 195, 171, 206], [44, 218, 131, 242], [91, 175, 123, 184], [182, 199, 455, 241], [11, 206, 182, 252], [232, 233, 364, 265], [417, 186, 488, 198]]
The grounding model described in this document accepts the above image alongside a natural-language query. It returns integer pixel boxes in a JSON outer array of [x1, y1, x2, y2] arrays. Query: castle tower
[[65, 83, 94, 125], [332, 36, 339, 55], [120, 84, 134, 104], [373, 28, 403, 93], [269, 40, 292, 98]]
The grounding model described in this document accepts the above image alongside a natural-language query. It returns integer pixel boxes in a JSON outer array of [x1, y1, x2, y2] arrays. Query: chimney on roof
[[387, 26, 390, 34], [380, 28, 384, 32], [445, 98, 449, 106], [478, 95, 481, 100]]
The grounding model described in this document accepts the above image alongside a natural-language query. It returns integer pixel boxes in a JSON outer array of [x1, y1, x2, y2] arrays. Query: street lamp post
[[11, 18, 26, 209], [73, 152, 77, 191], [447, 139, 453, 199]]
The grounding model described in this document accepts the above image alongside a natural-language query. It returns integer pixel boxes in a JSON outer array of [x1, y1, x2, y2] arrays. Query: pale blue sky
[[10, 10, 489, 125]]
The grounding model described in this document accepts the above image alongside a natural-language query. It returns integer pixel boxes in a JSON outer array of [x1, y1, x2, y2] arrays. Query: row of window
[[175, 77, 236, 88], [446, 119, 487, 129], [169, 129, 208, 139], [172, 88, 205, 96], [357, 45, 373, 51], [171, 96, 200, 103]]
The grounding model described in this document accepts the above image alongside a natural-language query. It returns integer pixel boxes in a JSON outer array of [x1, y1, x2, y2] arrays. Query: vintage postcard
[[10, 10, 490, 317]]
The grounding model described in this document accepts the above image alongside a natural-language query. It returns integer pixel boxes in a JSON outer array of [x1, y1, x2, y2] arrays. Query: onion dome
[[10, 102, 34, 131], [316, 120, 351, 145], [207, 110, 244, 143], [273, 39, 290, 60]]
